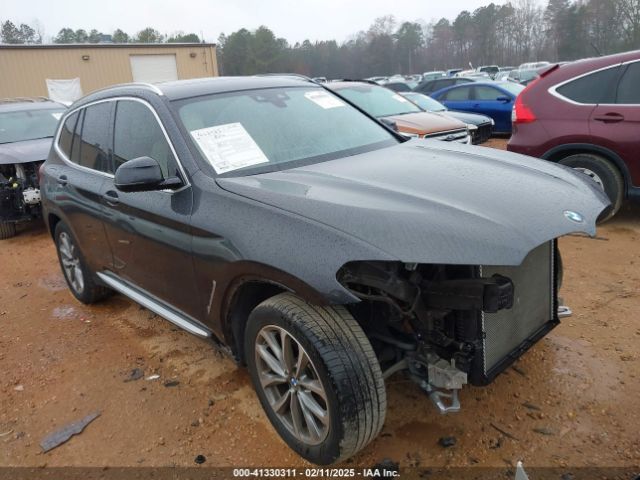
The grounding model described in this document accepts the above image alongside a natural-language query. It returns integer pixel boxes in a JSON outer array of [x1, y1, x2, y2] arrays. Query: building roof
[[0, 98, 65, 113], [0, 42, 215, 50]]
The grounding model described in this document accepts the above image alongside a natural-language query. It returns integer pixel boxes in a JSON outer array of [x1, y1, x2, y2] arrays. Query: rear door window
[[556, 66, 621, 104], [616, 62, 640, 104], [442, 86, 472, 101], [77, 103, 112, 173]]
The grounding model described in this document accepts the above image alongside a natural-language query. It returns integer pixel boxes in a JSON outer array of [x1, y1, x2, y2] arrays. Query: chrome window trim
[[54, 96, 190, 192], [548, 59, 640, 107]]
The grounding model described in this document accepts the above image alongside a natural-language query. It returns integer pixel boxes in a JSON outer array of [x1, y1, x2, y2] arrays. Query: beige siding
[[0, 44, 218, 98]]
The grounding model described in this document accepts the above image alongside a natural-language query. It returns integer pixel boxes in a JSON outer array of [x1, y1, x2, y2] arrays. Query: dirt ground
[[1, 139, 639, 472]]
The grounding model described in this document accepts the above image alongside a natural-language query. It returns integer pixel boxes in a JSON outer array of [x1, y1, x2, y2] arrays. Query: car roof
[[0, 99, 65, 113], [79, 76, 321, 104]]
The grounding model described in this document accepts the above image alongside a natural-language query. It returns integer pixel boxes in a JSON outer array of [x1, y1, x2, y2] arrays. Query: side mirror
[[114, 156, 180, 192], [496, 96, 511, 103]]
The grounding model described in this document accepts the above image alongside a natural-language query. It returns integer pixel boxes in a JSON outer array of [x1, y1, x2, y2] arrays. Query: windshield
[[334, 84, 422, 118], [498, 82, 526, 96], [0, 108, 64, 144], [402, 93, 446, 112], [176, 86, 397, 176]]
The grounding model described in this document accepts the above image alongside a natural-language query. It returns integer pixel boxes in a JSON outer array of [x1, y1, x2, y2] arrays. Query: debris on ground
[[438, 436, 457, 448], [164, 380, 180, 387], [490, 422, 519, 440], [533, 427, 556, 436], [146, 374, 160, 381], [40, 412, 101, 453], [13, 385, 24, 392], [522, 401, 541, 411], [194, 454, 206, 464], [124, 368, 144, 382]]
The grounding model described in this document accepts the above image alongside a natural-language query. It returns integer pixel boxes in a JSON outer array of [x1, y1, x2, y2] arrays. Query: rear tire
[[0, 222, 17, 240], [245, 292, 386, 465], [54, 222, 110, 304], [559, 153, 624, 222]]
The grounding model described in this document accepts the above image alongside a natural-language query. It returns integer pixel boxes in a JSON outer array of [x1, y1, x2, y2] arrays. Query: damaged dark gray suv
[[41, 77, 608, 465]]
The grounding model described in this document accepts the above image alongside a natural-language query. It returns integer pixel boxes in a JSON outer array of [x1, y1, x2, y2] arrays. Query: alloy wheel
[[58, 232, 85, 294], [254, 325, 330, 445], [574, 167, 605, 191]]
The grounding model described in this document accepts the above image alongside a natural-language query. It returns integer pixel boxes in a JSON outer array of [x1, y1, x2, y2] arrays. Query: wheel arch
[[47, 212, 62, 239], [542, 143, 631, 197], [219, 268, 329, 364]]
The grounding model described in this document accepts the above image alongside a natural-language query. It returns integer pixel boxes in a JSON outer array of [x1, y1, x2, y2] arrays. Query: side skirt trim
[[96, 272, 211, 338]]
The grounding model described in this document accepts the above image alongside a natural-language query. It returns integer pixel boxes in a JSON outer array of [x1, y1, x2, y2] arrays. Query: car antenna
[[590, 42, 602, 56]]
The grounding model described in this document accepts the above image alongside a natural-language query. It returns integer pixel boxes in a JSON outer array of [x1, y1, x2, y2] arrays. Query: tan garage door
[[129, 54, 178, 84]]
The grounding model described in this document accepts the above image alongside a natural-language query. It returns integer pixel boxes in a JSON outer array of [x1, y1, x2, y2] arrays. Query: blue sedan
[[430, 82, 525, 133]]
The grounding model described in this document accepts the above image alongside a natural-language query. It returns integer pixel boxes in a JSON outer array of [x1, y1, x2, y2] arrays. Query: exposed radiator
[[478, 241, 556, 378]]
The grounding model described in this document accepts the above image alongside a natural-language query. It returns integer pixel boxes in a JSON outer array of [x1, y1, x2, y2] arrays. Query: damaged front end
[[0, 161, 43, 223], [338, 241, 562, 414]]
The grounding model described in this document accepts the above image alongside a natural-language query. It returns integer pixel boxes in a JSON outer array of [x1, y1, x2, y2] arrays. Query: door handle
[[102, 190, 119, 206], [594, 113, 624, 123], [57, 175, 68, 186]]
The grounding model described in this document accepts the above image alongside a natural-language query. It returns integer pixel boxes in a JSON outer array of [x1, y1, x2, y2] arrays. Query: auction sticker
[[190, 123, 269, 174], [304, 90, 345, 109]]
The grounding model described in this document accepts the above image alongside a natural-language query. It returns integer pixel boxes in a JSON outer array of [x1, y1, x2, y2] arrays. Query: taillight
[[512, 77, 541, 124], [512, 95, 537, 124]]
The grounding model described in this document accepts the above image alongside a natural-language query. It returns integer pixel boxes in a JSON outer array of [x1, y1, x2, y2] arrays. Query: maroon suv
[[508, 50, 640, 220]]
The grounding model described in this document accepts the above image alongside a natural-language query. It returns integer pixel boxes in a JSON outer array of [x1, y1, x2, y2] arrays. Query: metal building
[[0, 43, 218, 99]]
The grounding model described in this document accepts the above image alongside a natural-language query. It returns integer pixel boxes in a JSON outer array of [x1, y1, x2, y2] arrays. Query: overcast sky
[[3, 0, 503, 44]]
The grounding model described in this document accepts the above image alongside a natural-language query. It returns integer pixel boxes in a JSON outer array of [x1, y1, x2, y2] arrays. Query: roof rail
[[88, 82, 164, 97], [253, 73, 317, 84]]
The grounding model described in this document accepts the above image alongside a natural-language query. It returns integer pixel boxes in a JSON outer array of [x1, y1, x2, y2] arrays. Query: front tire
[[54, 222, 110, 304], [245, 292, 386, 465], [0, 222, 17, 240], [559, 153, 624, 222]]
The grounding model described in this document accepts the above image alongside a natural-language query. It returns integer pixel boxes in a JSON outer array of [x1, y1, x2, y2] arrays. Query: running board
[[96, 272, 212, 338]]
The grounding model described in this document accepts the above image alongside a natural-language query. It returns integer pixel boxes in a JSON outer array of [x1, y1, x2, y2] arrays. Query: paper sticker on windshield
[[304, 90, 345, 109], [51, 113, 62, 120], [392, 94, 409, 103], [190, 123, 269, 174]]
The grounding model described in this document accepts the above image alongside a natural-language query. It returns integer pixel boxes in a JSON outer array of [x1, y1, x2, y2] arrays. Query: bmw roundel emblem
[[564, 210, 584, 223]]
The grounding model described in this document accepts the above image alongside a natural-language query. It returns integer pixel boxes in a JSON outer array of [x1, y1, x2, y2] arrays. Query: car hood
[[444, 110, 493, 126], [381, 112, 466, 135], [217, 140, 609, 266], [0, 138, 53, 165]]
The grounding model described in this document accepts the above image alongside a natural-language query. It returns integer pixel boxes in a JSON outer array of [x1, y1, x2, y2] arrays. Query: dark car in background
[[0, 98, 66, 239], [508, 50, 640, 220], [327, 81, 470, 142], [41, 77, 607, 465], [384, 81, 413, 92], [400, 91, 494, 144], [431, 81, 525, 133], [413, 76, 476, 96]]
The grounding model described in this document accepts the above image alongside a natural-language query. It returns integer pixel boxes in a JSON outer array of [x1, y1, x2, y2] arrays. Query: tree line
[[2, 0, 639, 79], [218, 0, 640, 77], [0, 21, 201, 45]]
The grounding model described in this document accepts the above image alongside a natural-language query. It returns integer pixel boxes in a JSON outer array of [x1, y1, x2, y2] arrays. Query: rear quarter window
[[556, 66, 621, 104], [58, 112, 79, 159], [616, 62, 640, 104]]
